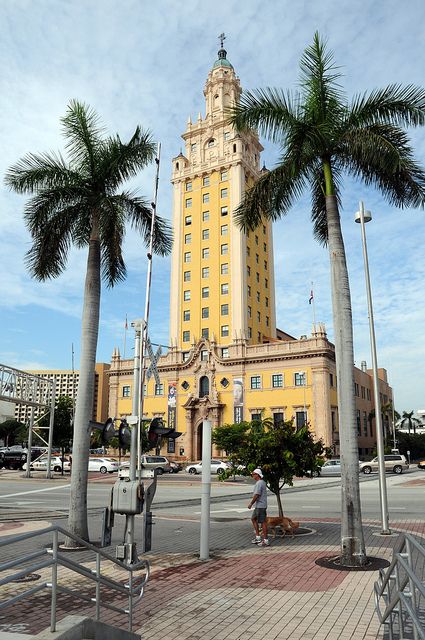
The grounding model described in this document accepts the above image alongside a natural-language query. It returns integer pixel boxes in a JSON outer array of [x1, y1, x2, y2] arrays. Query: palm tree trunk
[[325, 193, 367, 567], [66, 221, 101, 543]]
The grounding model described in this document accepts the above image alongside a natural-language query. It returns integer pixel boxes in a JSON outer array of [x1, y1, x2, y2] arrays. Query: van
[[359, 454, 409, 475], [119, 454, 170, 478]]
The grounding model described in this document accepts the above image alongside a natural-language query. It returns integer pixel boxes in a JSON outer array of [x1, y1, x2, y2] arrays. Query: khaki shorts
[[252, 508, 267, 523]]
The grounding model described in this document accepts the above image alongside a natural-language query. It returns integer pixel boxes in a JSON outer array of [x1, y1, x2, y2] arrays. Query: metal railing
[[374, 533, 425, 640], [0, 525, 150, 632]]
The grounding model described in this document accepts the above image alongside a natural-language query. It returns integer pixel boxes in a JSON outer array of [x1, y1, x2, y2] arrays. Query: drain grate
[[12, 573, 41, 583]]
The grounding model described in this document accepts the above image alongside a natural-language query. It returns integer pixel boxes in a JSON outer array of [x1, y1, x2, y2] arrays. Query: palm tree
[[399, 411, 421, 435], [5, 101, 172, 541], [230, 33, 425, 566]]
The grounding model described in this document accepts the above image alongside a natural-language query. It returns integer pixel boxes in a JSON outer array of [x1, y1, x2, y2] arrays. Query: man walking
[[248, 468, 269, 547]]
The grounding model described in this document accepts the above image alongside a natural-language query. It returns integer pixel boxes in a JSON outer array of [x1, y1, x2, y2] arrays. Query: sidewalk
[[2, 515, 424, 639]]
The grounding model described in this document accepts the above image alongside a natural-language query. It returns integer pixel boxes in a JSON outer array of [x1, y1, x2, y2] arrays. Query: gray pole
[[45, 379, 56, 479], [200, 419, 212, 560], [25, 406, 35, 478], [356, 201, 390, 535]]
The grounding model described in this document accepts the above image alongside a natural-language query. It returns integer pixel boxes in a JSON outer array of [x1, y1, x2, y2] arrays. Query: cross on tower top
[[218, 32, 226, 49]]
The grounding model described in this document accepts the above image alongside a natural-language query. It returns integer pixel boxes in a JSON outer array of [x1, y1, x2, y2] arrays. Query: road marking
[[193, 508, 248, 514], [300, 505, 322, 509], [0, 484, 70, 499]]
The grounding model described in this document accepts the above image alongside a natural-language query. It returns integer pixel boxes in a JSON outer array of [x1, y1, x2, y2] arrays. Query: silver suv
[[360, 454, 409, 475]]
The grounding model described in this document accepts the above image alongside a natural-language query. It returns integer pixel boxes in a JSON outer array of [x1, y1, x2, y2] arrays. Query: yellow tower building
[[108, 46, 393, 463]]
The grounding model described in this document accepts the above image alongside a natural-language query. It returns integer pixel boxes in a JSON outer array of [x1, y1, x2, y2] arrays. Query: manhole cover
[[315, 555, 390, 571], [12, 573, 41, 583]]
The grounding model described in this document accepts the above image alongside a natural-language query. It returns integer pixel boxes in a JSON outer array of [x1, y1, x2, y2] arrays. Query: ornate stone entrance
[[182, 395, 224, 460]]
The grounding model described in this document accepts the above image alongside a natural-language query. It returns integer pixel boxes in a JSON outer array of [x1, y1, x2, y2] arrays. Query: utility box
[[112, 480, 143, 515]]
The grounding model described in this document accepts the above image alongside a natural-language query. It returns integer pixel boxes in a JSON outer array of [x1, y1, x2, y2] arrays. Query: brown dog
[[266, 516, 300, 540]]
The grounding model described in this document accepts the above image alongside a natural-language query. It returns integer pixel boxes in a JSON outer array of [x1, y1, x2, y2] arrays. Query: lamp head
[[355, 209, 372, 223]]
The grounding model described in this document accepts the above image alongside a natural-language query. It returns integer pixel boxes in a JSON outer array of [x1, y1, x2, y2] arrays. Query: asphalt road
[[0, 467, 424, 520]]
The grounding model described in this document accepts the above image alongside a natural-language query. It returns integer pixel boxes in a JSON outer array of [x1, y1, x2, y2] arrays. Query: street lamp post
[[355, 201, 391, 535]]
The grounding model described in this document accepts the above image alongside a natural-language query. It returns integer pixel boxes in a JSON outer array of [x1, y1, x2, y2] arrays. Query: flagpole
[[310, 282, 316, 332], [123, 315, 128, 359]]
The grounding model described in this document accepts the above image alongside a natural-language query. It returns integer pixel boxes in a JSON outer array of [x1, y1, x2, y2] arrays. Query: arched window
[[199, 376, 209, 398]]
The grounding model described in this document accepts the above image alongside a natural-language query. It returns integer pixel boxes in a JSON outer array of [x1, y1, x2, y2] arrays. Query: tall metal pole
[[25, 406, 35, 478], [356, 201, 390, 535], [125, 143, 161, 564], [45, 379, 56, 479], [200, 419, 212, 560]]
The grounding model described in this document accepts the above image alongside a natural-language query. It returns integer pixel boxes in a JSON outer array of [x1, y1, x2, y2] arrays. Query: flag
[[309, 290, 314, 304], [125, 314, 128, 330]]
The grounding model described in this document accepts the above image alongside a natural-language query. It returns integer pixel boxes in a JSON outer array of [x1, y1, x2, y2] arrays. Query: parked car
[[88, 457, 119, 474], [0, 446, 47, 470], [119, 455, 171, 477], [318, 459, 342, 476], [359, 454, 409, 475], [23, 455, 71, 472], [185, 460, 231, 475], [417, 460, 425, 470]]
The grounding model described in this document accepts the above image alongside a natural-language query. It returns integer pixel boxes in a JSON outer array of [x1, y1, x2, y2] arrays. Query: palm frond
[[340, 125, 425, 208], [4, 152, 80, 194], [100, 127, 156, 191], [300, 32, 345, 117], [61, 100, 104, 171], [233, 161, 307, 232], [112, 192, 173, 256], [23, 187, 86, 236], [25, 212, 74, 280], [230, 88, 300, 144], [99, 201, 126, 287], [349, 84, 425, 128]]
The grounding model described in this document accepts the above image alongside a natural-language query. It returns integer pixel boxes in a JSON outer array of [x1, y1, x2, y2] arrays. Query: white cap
[[252, 468, 263, 478]]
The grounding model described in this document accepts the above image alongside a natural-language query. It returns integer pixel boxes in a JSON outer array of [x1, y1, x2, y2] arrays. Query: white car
[[185, 459, 231, 475], [23, 455, 71, 472], [88, 457, 119, 474]]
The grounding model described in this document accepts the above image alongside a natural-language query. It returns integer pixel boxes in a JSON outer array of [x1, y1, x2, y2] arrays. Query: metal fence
[[375, 533, 425, 640], [0, 524, 150, 632]]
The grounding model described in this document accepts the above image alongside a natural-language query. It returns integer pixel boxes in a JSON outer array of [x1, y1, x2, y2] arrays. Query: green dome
[[213, 48, 233, 69]]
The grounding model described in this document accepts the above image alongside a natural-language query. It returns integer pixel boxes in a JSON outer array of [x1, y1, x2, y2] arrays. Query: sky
[[1, 0, 424, 414]]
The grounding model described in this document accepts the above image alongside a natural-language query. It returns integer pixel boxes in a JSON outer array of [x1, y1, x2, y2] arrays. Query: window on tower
[[203, 176, 210, 186], [191, 143, 196, 152], [201, 328, 209, 339], [200, 350, 208, 362], [203, 211, 210, 221], [184, 252, 191, 263], [221, 350, 229, 361], [186, 181, 192, 191], [257, 311, 261, 322], [207, 139, 215, 148], [256, 291, 260, 302], [186, 198, 192, 208], [221, 303, 229, 316], [221, 188, 228, 198], [183, 290, 191, 301], [185, 233, 191, 244], [266, 316, 269, 327], [263, 225, 266, 234], [183, 271, 191, 282], [202, 248, 209, 259], [247, 246, 250, 256], [202, 287, 209, 298], [247, 285, 251, 296], [256, 253, 259, 264], [221, 283, 229, 295], [203, 193, 210, 203], [221, 325, 229, 337], [183, 310, 190, 321], [221, 224, 228, 235], [250, 376, 261, 389], [202, 267, 209, 278], [264, 242, 267, 252], [122, 385, 130, 397], [248, 327, 252, 338], [202, 229, 209, 240], [264, 260, 268, 270], [256, 272, 259, 282], [221, 170, 228, 180], [272, 374, 283, 388], [224, 131, 230, 141], [248, 306, 252, 318], [295, 372, 306, 386], [185, 215, 192, 225], [265, 278, 268, 288], [202, 307, 209, 318], [255, 235, 259, 245], [247, 266, 251, 276], [265, 296, 269, 307], [221, 263, 228, 275], [221, 244, 228, 255], [221, 206, 228, 216], [183, 331, 190, 342]]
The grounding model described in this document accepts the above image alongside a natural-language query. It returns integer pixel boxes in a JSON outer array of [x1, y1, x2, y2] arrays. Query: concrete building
[[15, 363, 110, 424], [108, 46, 392, 461]]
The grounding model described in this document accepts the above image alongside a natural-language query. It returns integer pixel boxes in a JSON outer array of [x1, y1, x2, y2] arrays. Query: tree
[[0, 419, 28, 447], [212, 418, 330, 517], [5, 101, 172, 542], [230, 33, 425, 566], [39, 396, 74, 474], [399, 410, 421, 435]]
